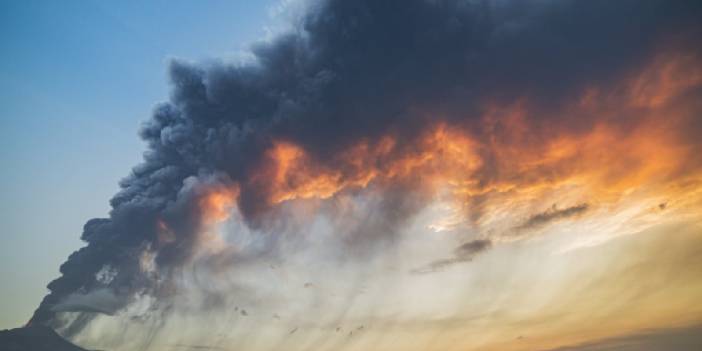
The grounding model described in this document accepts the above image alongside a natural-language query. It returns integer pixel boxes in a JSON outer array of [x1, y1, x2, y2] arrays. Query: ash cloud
[[51, 289, 124, 316], [28, 0, 702, 338]]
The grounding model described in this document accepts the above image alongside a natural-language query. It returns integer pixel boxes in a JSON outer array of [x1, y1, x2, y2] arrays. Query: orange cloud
[[198, 185, 238, 224], [236, 50, 701, 235]]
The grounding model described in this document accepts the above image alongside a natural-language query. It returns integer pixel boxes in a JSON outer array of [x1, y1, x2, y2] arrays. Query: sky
[[2, 1, 702, 351], [0, 0, 279, 330]]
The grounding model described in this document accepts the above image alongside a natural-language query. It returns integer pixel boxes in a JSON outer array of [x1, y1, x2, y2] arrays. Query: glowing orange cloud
[[253, 125, 483, 207], [198, 185, 238, 224], [245, 51, 702, 225]]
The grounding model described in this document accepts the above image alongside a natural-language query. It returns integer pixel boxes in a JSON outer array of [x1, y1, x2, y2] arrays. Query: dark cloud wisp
[[515, 203, 590, 233]]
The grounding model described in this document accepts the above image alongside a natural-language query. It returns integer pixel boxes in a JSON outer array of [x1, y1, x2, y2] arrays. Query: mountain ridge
[[0, 325, 91, 351]]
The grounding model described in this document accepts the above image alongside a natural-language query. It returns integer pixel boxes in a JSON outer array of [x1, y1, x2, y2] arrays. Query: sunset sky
[[1, 1, 702, 351]]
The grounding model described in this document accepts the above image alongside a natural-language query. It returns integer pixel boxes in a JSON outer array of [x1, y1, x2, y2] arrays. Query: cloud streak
[[411, 239, 492, 274], [543, 323, 702, 351], [515, 203, 590, 232]]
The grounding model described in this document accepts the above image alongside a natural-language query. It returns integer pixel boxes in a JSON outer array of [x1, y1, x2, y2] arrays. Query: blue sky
[[0, 0, 279, 329]]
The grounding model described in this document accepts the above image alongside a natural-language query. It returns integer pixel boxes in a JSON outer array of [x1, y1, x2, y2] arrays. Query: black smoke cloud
[[30, 0, 702, 334]]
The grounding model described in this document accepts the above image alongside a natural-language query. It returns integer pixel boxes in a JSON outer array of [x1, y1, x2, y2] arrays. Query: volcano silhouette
[[0, 325, 90, 351]]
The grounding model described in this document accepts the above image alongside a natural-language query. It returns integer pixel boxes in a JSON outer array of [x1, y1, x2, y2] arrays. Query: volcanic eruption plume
[[27, 0, 702, 350]]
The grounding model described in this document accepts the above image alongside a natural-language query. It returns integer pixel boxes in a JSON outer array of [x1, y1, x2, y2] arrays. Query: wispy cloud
[[515, 203, 590, 232], [411, 239, 492, 274]]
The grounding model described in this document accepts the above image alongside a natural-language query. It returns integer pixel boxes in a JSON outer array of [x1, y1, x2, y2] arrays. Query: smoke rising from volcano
[[29, 1, 702, 348]]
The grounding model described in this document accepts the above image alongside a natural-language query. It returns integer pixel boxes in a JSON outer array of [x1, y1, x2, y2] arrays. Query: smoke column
[[29, 1, 702, 348]]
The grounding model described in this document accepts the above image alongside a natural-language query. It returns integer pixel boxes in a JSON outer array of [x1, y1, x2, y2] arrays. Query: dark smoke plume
[[30, 0, 702, 335]]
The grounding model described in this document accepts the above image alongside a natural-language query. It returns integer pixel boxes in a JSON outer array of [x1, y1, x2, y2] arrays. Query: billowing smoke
[[29, 0, 702, 347]]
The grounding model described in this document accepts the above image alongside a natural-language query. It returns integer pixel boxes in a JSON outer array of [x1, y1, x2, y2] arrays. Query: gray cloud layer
[[543, 323, 702, 351]]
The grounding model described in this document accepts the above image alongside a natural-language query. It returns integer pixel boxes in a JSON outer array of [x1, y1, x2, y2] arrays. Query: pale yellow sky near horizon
[[64, 190, 702, 351]]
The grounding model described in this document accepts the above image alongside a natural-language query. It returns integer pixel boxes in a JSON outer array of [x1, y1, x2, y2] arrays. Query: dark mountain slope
[[0, 325, 89, 351]]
